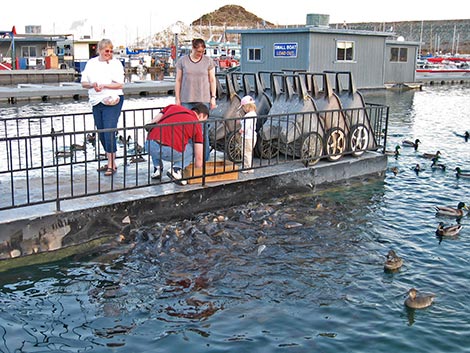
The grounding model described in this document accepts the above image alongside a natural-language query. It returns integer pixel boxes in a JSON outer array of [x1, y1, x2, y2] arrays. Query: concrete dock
[[0, 79, 176, 103], [0, 151, 387, 269]]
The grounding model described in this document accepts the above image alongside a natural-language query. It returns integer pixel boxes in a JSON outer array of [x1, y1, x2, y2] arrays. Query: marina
[[1, 6, 470, 351], [0, 84, 469, 352]]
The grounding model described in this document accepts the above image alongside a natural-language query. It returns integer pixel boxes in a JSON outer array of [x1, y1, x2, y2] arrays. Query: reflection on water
[[1, 85, 470, 352]]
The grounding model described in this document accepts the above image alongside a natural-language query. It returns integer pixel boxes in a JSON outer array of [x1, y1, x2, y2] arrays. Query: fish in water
[[405, 288, 435, 309]]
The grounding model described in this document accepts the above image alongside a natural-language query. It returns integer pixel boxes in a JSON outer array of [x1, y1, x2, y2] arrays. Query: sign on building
[[273, 43, 298, 58]]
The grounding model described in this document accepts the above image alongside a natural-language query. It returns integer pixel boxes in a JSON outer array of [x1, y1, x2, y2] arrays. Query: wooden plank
[[184, 161, 239, 184]]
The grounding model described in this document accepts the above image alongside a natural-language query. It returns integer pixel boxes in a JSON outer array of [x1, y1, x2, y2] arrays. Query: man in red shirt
[[145, 103, 209, 185]]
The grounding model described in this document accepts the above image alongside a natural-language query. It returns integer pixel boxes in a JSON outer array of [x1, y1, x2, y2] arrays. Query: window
[[21, 46, 37, 57], [247, 48, 262, 62], [390, 47, 408, 62], [336, 40, 354, 61]]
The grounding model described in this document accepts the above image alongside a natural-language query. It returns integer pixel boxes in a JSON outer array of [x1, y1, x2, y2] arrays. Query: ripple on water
[[1, 86, 470, 352]]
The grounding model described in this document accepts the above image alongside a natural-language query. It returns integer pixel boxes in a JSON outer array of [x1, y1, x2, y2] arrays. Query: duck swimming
[[405, 288, 435, 309], [402, 138, 421, 151], [455, 167, 470, 178], [436, 222, 463, 236], [385, 145, 400, 157], [384, 249, 403, 271], [435, 202, 468, 217], [430, 157, 446, 171], [413, 164, 422, 174], [422, 150, 441, 159]]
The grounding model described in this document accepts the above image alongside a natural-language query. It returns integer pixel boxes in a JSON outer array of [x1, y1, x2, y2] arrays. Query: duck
[[55, 150, 73, 158], [413, 164, 422, 174], [389, 166, 399, 176], [402, 138, 421, 150], [422, 150, 441, 159], [70, 143, 86, 151], [435, 202, 468, 217], [455, 167, 470, 179], [86, 133, 96, 144], [430, 157, 446, 171], [454, 131, 469, 142], [129, 155, 146, 163], [404, 288, 435, 309], [384, 249, 403, 271], [436, 222, 463, 236], [385, 145, 400, 157]]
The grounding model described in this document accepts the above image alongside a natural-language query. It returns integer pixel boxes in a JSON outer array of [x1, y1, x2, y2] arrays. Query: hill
[[191, 5, 273, 27]]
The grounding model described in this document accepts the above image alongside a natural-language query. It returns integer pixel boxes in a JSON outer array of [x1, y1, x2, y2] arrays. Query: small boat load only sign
[[273, 43, 298, 58]]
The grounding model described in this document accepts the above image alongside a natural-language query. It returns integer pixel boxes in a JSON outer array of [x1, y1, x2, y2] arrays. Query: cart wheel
[[300, 132, 323, 166], [225, 131, 243, 163], [349, 124, 369, 157], [325, 128, 346, 161], [257, 138, 280, 160]]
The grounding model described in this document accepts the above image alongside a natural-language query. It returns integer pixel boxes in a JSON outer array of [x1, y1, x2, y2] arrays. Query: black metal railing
[[0, 104, 388, 211]]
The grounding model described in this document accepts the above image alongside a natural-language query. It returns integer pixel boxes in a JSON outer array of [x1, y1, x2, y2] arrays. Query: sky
[[1, 0, 468, 46]]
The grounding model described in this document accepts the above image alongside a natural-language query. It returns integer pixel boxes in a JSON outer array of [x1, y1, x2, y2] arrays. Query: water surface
[[1, 85, 469, 352]]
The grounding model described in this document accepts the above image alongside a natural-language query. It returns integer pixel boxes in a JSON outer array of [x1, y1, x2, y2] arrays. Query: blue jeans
[[145, 140, 194, 170], [181, 102, 211, 161], [92, 96, 124, 153]]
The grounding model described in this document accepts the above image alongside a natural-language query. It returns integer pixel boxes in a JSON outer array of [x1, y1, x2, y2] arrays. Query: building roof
[[226, 26, 394, 37]]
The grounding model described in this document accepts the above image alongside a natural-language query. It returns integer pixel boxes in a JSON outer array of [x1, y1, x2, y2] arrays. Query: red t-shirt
[[147, 105, 204, 153]]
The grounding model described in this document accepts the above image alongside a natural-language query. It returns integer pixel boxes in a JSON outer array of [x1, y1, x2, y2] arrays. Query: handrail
[[0, 104, 389, 211]]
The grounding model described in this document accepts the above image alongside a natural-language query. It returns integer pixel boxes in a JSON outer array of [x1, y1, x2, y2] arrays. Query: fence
[[0, 104, 389, 211]]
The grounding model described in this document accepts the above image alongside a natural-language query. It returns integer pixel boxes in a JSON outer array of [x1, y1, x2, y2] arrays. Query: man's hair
[[191, 103, 209, 117]]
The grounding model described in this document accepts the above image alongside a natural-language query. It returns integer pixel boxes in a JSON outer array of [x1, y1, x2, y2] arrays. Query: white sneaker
[[151, 167, 161, 180], [166, 167, 187, 185]]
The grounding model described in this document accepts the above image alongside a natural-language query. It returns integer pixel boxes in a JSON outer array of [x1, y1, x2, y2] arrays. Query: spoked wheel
[[225, 131, 243, 163], [325, 128, 346, 161], [256, 138, 280, 160], [349, 124, 369, 157], [299, 132, 323, 166]]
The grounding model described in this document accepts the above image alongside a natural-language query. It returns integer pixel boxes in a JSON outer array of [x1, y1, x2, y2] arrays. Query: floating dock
[[0, 79, 176, 103]]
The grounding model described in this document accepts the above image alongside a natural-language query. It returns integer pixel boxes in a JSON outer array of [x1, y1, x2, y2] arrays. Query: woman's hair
[[192, 38, 206, 49], [97, 39, 113, 53]]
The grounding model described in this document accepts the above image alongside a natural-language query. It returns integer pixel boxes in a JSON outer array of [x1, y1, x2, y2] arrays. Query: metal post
[[174, 33, 179, 64], [11, 33, 16, 70]]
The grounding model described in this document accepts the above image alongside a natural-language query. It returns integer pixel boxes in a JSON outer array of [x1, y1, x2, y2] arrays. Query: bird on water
[[404, 288, 435, 309], [384, 249, 403, 271], [436, 222, 463, 237], [435, 202, 468, 217], [402, 138, 421, 150]]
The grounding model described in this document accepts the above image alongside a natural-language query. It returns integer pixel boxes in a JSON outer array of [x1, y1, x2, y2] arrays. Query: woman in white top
[[81, 38, 124, 176]]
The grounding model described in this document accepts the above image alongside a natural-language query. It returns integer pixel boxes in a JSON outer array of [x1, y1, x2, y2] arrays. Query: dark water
[[1, 85, 470, 352]]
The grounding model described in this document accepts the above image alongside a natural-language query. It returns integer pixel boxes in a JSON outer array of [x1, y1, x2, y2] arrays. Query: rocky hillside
[[191, 5, 273, 27], [146, 5, 272, 48]]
